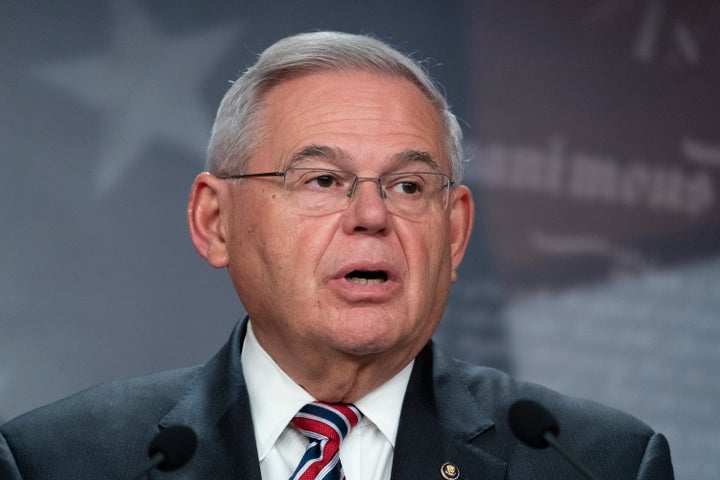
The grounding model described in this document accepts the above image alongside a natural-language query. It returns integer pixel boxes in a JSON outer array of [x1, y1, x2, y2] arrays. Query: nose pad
[[342, 177, 391, 234], [348, 177, 386, 201]]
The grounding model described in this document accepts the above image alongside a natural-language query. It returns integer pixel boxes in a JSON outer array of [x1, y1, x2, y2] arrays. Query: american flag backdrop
[[2, 2, 719, 478]]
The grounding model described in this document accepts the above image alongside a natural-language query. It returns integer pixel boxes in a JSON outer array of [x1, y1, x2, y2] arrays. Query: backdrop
[[2, 1, 719, 479]]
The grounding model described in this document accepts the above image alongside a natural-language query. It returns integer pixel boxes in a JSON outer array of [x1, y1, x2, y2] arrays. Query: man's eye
[[389, 180, 422, 195], [310, 174, 337, 188], [401, 182, 420, 194]]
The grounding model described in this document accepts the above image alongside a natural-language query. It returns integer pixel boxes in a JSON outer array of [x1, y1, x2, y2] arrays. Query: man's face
[[204, 70, 472, 378]]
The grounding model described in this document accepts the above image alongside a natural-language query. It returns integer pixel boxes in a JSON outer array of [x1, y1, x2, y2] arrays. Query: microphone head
[[508, 399, 560, 449], [148, 425, 198, 471]]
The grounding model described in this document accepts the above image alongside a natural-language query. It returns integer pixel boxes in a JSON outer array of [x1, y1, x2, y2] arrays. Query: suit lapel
[[146, 324, 508, 480], [152, 319, 262, 479], [392, 343, 507, 480]]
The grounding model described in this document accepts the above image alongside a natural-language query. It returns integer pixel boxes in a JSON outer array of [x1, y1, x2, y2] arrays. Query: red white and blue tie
[[289, 402, 362, 480]]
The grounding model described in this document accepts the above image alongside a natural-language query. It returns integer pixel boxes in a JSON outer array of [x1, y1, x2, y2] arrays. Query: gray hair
[[205, 31, 465, 183]]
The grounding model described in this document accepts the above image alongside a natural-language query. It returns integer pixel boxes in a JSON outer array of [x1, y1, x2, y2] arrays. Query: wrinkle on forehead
[[287, 145, 441, 172], [252, 70, 448, 173]]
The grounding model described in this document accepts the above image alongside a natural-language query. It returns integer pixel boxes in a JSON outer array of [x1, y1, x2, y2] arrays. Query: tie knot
[[292, 402, 362, 444]]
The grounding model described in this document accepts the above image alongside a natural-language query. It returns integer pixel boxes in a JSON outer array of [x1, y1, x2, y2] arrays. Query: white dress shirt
[[241, 321, 413, 480]]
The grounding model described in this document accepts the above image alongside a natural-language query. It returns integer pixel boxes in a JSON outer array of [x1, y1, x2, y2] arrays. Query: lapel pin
[[440, 462, 460, 479]]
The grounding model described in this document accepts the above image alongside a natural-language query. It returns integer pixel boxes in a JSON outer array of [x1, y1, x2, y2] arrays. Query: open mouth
[[345, 270, 388, 285]]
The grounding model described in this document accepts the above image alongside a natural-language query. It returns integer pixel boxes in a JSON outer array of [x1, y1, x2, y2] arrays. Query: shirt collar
[[242, 321, 314, 461], [353, 359, 413, 447], [241, 320, 414, 459]]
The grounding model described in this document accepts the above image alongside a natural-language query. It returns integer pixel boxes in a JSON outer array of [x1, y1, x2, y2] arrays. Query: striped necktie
[[289, 402, 362, 480]]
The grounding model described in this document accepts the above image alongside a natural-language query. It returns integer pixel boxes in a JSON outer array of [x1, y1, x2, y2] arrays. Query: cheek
[[250, 211, 338, 287], [405, 218, 452, 270], [224, 196, 287, 284], [421, 224, 455, 305]]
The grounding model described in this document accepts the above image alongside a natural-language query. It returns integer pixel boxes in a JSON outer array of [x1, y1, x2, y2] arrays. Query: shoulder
[[3, 365, 202, 431], [0, 365, 202, 478], [449, 355, 654, 436], [439, 353, 671, 478]]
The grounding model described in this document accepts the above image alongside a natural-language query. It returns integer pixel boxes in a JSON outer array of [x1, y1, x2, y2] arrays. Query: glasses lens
[[284, 168, 355, 213], [382, 172, 450, 214], [283, 168, 451, 216]]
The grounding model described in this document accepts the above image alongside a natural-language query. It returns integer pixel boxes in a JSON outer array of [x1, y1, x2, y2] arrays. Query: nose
[[342, 178, 390, 235], [346, 176, 386, 200]]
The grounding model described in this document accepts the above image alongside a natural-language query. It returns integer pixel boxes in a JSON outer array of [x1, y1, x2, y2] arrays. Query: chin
[[329, 310, 429, 356], [333, 331, 411, 359], [326, 329, 384, 352]]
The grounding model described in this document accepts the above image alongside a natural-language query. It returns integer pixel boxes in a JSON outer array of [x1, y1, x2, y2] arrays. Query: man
[[0, 31, 673, 479]]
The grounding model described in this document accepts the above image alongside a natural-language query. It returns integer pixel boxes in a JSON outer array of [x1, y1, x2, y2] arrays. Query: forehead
[[255, 70, 448, 171]]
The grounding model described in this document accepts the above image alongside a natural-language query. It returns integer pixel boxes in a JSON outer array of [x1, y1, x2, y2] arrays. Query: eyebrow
[[287, 145, 440, 171], [391, 150, 440, 171], [288, 145, 349, 166]]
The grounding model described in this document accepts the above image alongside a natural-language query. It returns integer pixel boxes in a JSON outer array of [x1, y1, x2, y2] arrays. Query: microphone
[[508, 399, 602, 480], [129, 425, 197, 480]]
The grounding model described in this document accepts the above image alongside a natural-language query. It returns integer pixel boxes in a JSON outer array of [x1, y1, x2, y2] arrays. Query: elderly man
[[1, 31, 673, 479]]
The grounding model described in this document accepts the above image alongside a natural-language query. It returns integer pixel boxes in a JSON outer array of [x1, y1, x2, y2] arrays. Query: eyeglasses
[[217, 167, 454, 216]]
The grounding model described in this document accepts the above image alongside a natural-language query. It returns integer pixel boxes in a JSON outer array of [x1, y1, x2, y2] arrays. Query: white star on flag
[[34, 1, 243, 195]]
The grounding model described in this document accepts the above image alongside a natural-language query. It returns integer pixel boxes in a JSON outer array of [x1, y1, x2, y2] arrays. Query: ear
[[448, 184, 474, 283], [187, 172, 230, 268]]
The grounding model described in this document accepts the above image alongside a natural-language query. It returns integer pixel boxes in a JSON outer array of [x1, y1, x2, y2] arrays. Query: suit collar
[[392, 342, 507, 480], [150, 323, 508, 479], [154, 318, 261, 479]]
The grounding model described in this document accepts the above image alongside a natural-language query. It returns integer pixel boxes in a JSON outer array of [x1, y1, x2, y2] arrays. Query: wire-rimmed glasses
[[216, 167, 454, 216]]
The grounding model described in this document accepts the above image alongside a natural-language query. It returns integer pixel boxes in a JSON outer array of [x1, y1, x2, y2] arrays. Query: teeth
[[345, 270, 388, 284], [348, 277, 385, 285]]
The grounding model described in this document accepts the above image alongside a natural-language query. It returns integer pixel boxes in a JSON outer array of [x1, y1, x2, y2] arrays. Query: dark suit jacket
[[0, 320, 674, 479]]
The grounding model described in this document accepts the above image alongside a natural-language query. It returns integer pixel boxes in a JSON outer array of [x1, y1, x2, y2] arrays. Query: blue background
[[2, 1, 718, 478]]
